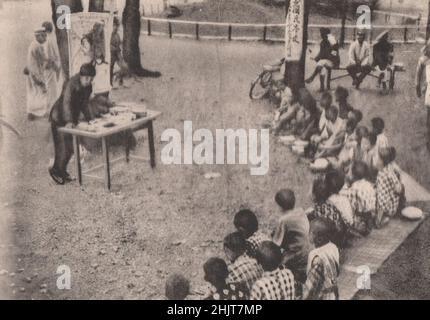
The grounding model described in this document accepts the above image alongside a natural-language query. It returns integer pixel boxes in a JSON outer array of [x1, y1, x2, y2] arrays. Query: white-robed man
[[26, 29, 48, 120], [42, 21, 63, 111], [416, 43, 430, 152]]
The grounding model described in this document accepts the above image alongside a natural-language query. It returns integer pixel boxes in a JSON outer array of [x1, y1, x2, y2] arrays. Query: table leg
[[72, 135, 82, 186], [147, 121, 156, 168], [102, 137, 111, 191]]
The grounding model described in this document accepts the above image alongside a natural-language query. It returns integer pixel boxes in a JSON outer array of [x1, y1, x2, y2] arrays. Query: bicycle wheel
[[249, 72, 272, 100]]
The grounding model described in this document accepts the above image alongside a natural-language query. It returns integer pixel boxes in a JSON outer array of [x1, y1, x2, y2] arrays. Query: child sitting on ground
[[325, 170, 355, 235], [165, 274, 190, 300], [308, 178, 348, 248], [272, 189, 310, 283], [342, 161, 376, 235], [375, 147, 404, 228], [363, 131, 380, 179], [335, 86, 355, 120], [203, 257, 246, 300], [302, 217, 340, 300], [351, 126, 370, 164], [313, 106, 346, 159], [234, 209, 270, 258], [273, 87, 300, 135], [224, 232, 264, 295], [371, 117, 389, 169], [316, 92, 333, 136], [332, 119, 359, 170], [250, 242, 296, 300]]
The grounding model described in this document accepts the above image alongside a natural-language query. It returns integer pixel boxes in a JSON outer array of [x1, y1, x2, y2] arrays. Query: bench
[[328, 63, 406, 91]]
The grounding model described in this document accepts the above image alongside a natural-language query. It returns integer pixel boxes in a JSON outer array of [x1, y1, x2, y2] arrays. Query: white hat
[[375, 30, 389, 43], [34, 28, 46, 34]]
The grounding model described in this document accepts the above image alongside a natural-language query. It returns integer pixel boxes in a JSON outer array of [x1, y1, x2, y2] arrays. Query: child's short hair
[[320, 92, 333, 107], [379, 146, 396, 166], [388, 146, 397, 163], [310, 217, 336, 247], [326, 106, 338, 119], [356, 126, 369, 140], [351, 109, 363, 124], [335, 86, 349, 101], [165, 274, 190, 300], [234, 209, 258, 237], [371, 117, 385, 134], [203, 258, 229, 283], [256, 242, 282, 272], [368, 132, 378, 146], [326, 169, 345, 195], [42, 21, 54, 33], [312, 178, 330, 204], [346, 119, 358, 132], [275, 189, 296, 211], [223, 232, 247, 256], [352, 161, 369, 181]]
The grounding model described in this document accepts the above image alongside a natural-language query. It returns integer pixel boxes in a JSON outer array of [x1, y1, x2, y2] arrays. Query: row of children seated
[[272, 86, 393, 176], [165, 209, 339, 300]]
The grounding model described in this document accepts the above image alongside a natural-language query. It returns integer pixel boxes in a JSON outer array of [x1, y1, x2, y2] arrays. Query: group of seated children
[[165, 203, 342, 300], [165, 154, 404, 300], [273, 85, 394, 179], [165, 90, 405, 300]]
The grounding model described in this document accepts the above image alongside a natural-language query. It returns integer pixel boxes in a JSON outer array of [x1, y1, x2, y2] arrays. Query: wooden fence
[[141, 16, 424, 45]]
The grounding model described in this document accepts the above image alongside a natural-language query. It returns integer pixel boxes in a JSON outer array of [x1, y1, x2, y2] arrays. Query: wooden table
[[58, 110, 162, 191]]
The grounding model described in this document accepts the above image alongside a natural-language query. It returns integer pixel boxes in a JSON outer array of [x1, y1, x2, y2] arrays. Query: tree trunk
[[284, 0, 310, 94], [122, 0, 145, 75], [426, 0, 430, 41], [340, 0, 347, 47], [51, 0, 83, 79], [89, 0, 105, 12]]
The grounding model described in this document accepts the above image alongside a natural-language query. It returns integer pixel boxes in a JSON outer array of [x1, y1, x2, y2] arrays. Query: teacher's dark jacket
[[50, 74, 92, 126]]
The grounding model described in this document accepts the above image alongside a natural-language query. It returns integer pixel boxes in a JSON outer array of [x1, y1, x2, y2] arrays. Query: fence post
[[404, 26, 408, 44], [228, 25, 232, 41], [147, 19, 152, 36], [196, 23, 199, 40], [168, 21, 172, 39], [340, 0, 347, 47], [263, 25, 267, 41]]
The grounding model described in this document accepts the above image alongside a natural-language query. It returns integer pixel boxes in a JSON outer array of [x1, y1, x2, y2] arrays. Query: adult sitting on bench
[[306, 28, 340, 92], [372, 30, 394, 94], [347, 29, 372, 90]]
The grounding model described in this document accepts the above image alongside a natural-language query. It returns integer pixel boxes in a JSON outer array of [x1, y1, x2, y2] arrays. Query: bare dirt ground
[[0, 0, 429, 300]]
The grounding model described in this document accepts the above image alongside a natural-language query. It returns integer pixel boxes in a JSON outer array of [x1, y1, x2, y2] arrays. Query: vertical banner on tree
[[68, 13, 114, 94], [285, 0, 305, 61]]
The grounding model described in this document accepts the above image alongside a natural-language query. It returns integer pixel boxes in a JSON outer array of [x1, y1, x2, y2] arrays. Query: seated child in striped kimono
[[303, 217, 340, 300], [342, 161, 376, 236], [308, 178, 348, 248], [250, 242, 296, 300], [224, 232, 264, 296], [375, 147, 404, 228], [234, 209, 270, 258], [204, 258, 247, 301]]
